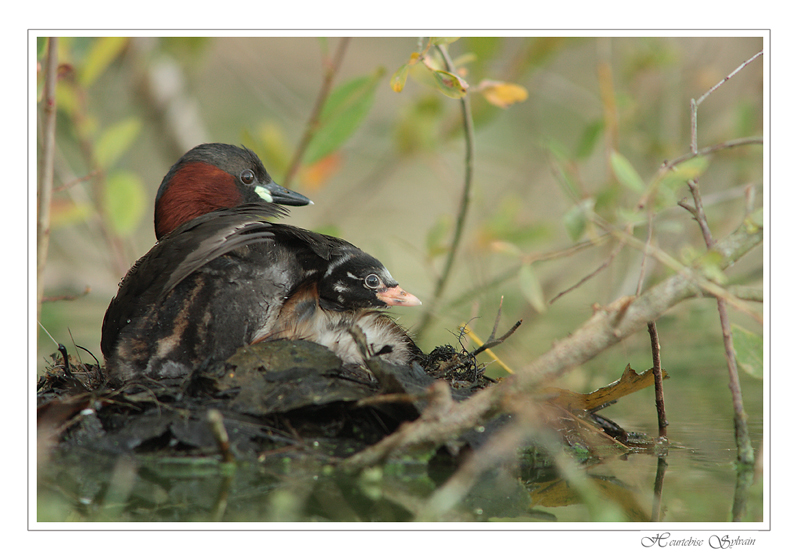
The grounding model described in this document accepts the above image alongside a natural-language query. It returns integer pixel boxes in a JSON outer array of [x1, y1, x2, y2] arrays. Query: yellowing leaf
[[105, 170, 146, 235], [431, 70, 468, 99], [610, 150, 645, 193], [477, 80, 529, 108], [390, 63, 410, 93]]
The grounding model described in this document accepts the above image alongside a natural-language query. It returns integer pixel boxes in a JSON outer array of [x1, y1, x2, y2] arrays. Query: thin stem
[[550, 239, 624, 305], [283, 37, 350, 189], [647, 321, 668, 438], [690, 51, 763, 154], [665, 136, 762, 169], [38, 37, 58, 322], [681, 179, 755, 465], [416, 44, 476, 337]]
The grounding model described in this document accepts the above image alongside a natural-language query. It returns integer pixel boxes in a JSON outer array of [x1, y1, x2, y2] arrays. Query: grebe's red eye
[[240, 169, 255, 184]]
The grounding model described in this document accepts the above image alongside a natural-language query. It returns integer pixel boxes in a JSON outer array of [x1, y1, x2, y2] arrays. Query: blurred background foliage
[[36, 36, 763, 410]]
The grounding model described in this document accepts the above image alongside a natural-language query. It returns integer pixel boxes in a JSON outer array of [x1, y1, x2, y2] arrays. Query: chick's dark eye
[[364, 274, 381, 289], [240, 169, 255, 184]]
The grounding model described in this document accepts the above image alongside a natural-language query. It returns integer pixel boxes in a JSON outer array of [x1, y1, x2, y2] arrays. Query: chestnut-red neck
[[155, 161, 242, 239]]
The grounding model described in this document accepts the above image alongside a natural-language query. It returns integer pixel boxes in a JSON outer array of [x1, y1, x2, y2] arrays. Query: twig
[[680, 180, 754, 466], [681, 179, 716, 247], [550, 239, 625, 305], [53, 169, 99, 193], [416, 44, 476, 337], [283, 37, 351, 189], [647, 321, 668, 438], [664, 136, 762, 169], [41, 285, 92, 303], [37, 37, 58, 322], [470, 308, 522, 359], [690, 52, 763, 154]]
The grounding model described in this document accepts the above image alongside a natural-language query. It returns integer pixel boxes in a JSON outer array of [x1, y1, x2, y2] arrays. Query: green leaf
[[575, 120, 604, 160], [610, 150, 645, 192], [563, 198, 594, 241], [519, 264, 546, 313], [431, 70, 468, 99], [105, 170, 146, 235], [390, 64, 410, 93], [303, 70, 384, 165], [731, 324, 762, 379], [95, 117, 141, 168], [80, 37, 128, 87]]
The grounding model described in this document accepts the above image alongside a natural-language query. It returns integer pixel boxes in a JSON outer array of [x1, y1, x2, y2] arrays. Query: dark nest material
[[37, 337, 498, 462]]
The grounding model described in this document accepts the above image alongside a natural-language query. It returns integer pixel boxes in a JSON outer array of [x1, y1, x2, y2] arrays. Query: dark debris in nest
[[37, 339, 500, 463], [421, 344, 496, 395]]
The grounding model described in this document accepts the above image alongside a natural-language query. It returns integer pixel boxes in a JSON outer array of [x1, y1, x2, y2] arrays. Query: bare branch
[[550, 239, 624, 305], [690, 52, 763, 154], [680, 179, 756, 466], [647, 321, 668, 438], [665, 136, 762, 169]]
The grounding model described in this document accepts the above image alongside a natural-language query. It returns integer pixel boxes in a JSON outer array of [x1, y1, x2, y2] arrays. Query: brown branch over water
[[682, 179, 755, 466], [647, 321, 668, 438], [342, 220, 762, 470]]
